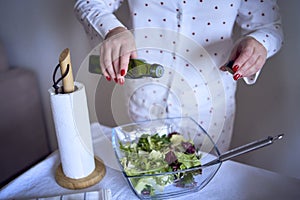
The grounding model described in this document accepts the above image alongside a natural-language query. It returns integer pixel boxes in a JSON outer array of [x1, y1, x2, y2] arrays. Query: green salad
[[119, 132, 202, 196]]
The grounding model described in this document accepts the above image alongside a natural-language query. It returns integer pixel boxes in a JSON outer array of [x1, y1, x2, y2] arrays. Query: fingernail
[[114, 78, 118, 83], [233, 73, 241, 81], [106, 76, 111, 81], [120, 69, 126, 76], [232, 65, 239, 73]]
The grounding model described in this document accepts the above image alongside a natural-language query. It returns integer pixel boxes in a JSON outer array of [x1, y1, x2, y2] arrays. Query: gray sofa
[[0, 40, 51, 187]]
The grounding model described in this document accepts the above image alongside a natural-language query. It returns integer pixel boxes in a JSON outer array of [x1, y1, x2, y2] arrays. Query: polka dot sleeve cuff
[[236, 0, 283, 58], [243, 69, 261, 85], [94, 13, 125, 38], [247, 28, 283, 58], [74, 0, 125, 39]]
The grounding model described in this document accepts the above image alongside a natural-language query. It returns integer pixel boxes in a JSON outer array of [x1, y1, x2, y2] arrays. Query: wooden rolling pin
[[59, 48, 74, 93]]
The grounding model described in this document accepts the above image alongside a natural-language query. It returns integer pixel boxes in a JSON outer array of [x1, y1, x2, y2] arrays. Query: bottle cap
[[150, 64, 164, 78]]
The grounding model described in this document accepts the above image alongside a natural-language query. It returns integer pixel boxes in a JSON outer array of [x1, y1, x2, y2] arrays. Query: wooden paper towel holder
[[55, 157, 106, 190], [54, 48, 106, 189]]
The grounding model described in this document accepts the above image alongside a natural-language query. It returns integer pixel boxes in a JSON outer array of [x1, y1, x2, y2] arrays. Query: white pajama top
[[74, 0, 283, 152]]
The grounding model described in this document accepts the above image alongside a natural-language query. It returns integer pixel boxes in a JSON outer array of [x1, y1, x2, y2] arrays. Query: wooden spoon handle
[[59, 48, 74, 93]]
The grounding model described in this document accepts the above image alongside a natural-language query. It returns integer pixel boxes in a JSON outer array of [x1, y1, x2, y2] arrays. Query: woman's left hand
[[221, 37, 267, 81]]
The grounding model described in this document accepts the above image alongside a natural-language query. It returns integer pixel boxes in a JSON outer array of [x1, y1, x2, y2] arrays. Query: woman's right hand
[[100, 27, 137, 85]]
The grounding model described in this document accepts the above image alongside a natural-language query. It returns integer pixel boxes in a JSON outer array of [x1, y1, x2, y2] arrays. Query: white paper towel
[[49, 82, 95, 179]]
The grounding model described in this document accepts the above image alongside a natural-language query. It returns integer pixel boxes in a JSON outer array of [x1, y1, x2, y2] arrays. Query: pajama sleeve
[[236, 0, 283, 84], [74, 0, 125, 39]]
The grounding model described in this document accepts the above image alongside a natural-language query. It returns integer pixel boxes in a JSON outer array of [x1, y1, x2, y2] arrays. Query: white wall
[[0, 0, 91, 150], [0, 0, 299, 179]]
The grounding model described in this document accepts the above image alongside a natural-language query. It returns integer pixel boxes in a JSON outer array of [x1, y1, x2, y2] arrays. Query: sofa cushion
[[0, 40, 9, 72], [0, 68, 51, 187]]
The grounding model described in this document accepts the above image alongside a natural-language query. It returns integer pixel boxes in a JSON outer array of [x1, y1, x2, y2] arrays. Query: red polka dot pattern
[[74, 0, 283, 152]]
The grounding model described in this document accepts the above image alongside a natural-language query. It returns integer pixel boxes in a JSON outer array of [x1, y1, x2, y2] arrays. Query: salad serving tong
[[202, 134, 284, 167]]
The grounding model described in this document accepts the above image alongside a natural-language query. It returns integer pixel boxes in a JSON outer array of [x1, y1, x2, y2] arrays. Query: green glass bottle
[[88, 55, 164, 79]]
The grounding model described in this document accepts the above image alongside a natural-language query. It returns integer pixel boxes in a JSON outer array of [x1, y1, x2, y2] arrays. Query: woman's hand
[[221, 37, 267, 81], [100, 27, 137, 85]]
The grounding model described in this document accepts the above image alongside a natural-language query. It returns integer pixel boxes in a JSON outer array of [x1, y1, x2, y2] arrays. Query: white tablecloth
[[1, 123, 300, 200]]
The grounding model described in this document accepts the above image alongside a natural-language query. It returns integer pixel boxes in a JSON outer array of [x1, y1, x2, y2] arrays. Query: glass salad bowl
[[112, 117, 221, 199]]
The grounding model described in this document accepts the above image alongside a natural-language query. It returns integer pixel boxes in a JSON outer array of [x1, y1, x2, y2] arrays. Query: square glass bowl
[[112, 117, 221, 199]]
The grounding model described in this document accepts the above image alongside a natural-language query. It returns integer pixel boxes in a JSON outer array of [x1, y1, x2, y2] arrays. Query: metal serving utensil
[[202, 134, 284, 167], [123, 134, 284, 177]]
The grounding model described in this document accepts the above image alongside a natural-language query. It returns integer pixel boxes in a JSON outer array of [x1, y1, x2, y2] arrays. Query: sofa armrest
[[0, 68, 50, 187]]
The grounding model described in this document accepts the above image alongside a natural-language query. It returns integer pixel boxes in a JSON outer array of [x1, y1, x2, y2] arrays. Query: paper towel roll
[[49, 82, 95, 179]]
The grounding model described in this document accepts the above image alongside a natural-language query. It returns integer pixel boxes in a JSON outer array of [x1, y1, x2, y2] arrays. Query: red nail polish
[[106, 76, 111, 81], [120, 69, 126, 76], [114, 78, 118, 83], [232, 65, 239, 73], [233, 74, 241, 81]]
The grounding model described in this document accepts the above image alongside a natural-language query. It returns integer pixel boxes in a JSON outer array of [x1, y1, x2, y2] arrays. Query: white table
[[1, 123, 300, 200]]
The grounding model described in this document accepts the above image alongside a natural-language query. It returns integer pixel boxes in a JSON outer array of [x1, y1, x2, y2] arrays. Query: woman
[[74, 0, 283, 152]]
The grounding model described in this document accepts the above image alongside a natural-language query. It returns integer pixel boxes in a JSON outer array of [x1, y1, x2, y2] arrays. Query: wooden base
[[55, 157, 106, 190]]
